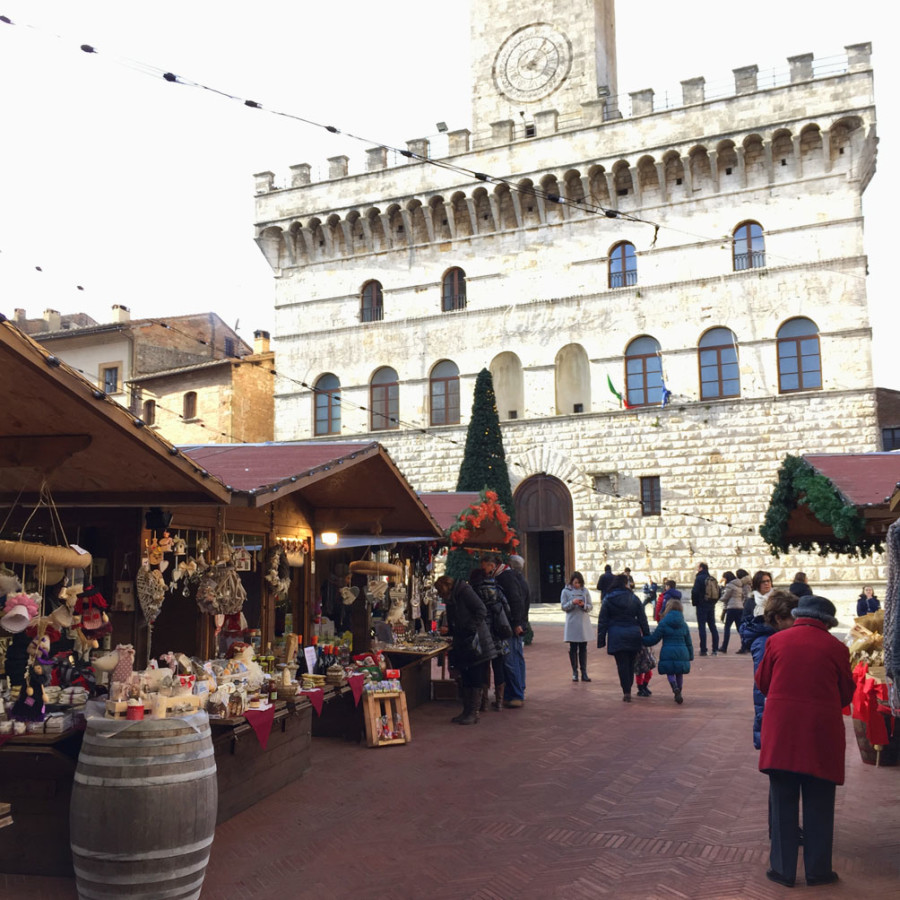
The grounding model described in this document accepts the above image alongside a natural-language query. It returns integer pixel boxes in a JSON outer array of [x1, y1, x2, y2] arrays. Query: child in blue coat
[[642, 597, 693, 704]]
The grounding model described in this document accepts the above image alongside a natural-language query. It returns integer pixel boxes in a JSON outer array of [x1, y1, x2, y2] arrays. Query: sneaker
[[719, 648, 728, 654], [504, 699, 524, 708], [674, 689, 683, 704], [699, 650, 708, 657], [766, 870, 795, 888]]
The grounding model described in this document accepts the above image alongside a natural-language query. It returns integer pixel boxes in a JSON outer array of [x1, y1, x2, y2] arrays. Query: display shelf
[[363, 690, 410, 748]]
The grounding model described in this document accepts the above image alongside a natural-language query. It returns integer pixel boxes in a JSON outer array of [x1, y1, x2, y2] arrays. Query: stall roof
[[418, 492, 481, 530], [773, 453, 900, 553], [182, 442, 444, 540], [803, 453, 900, 509], [0, 319, 231, 507]]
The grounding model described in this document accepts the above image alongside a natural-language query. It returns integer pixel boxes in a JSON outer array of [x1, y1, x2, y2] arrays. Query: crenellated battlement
[[252, 45, 875, 275], [253, 44, 872, 199]]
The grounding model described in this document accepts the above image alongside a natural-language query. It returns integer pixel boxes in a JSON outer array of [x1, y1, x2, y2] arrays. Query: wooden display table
[[210, 699, 313, 824], [0, 728, 84, 876], [383, 642, 449, 709]]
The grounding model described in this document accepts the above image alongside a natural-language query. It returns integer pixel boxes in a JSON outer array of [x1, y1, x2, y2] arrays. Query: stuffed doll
[[111, 644, 135, 684], [74, 584, 113, 646], [11, 663, 47, 722]]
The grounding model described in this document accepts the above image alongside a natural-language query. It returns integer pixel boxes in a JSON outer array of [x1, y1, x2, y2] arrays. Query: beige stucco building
[[252, 0, 897, 602]]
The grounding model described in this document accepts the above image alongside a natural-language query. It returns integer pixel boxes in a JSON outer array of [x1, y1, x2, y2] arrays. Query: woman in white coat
[[561, 572, 593, 682]]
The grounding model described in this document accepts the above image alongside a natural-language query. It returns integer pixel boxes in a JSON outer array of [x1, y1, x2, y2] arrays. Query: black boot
[[451, 688, 471, 723], [578, 644, 591, 681], [459, 689, 481, 724], [569, 644, 579, 681]]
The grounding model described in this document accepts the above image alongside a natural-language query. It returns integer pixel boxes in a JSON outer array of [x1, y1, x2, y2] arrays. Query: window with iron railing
[[442, 268, 467, 311], [361, 280, 384, 322], [609, 242, 637, 288], [733, 222, 765, 271]]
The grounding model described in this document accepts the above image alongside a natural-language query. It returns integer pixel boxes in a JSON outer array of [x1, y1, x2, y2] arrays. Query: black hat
[[791, 594, 838, 628]]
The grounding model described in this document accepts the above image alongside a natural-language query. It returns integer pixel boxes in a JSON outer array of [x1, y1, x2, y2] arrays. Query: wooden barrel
[[70, 712, 218, 899]]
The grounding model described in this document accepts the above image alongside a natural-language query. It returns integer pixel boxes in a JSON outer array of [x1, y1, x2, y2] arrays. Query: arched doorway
[[514, 475, 574, 604]]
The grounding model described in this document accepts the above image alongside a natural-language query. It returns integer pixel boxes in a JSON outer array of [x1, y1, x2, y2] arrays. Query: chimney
[[43, 309, 61, 331], [111, 304, 131, 323], [253, 330, 271, 354], [14, 308, 27, 324]]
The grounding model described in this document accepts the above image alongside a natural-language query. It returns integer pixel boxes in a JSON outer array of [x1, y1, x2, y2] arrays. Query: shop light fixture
[[320, 531, 339, 546]]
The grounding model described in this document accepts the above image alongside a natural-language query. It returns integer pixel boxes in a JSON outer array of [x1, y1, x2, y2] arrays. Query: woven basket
[[0, 539, 92, 570], [349, 560, 402, 578]]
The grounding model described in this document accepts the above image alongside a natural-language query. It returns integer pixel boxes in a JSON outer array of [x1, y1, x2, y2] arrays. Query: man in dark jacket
[[690, 562, 719, 656], [490, 554, 528, 707], [596, 564, 615, 598]]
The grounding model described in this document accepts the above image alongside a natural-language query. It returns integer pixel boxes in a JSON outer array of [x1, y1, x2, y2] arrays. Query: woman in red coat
[[755, 595, 854, 888]]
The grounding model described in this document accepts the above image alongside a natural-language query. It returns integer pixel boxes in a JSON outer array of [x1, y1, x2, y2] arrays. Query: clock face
[[494, 24, 572, 103]]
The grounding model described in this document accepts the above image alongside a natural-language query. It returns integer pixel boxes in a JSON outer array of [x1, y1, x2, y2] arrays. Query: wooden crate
[[363, 691, 411, 748]]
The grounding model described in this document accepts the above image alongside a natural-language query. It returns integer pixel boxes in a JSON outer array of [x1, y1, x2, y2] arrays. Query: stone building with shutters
[[251, 0, 898, 603]]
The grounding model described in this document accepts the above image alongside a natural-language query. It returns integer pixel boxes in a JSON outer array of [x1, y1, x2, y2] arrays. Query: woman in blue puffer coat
[[642, 597, 693, 703], [597, 573, 649, 701]]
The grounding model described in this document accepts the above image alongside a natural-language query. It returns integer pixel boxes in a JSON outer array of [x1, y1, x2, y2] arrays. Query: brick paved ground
[[4, 622, 899, 900]]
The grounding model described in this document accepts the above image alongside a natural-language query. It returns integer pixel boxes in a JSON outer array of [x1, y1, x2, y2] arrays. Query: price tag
[[304, 646, 317, 673]]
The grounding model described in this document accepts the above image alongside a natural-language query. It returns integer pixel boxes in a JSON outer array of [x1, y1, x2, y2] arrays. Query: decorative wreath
[[448, 489, 519, 552]]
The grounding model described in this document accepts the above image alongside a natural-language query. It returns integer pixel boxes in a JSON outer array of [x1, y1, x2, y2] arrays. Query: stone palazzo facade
[[252, 0, 894, 602]]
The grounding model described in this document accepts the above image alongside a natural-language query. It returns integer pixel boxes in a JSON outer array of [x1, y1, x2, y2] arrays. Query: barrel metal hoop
[[74, 763, 218, 787]]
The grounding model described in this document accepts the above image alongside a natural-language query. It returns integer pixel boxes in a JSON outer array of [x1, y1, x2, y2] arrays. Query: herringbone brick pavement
[[4, 623, 898, 899]]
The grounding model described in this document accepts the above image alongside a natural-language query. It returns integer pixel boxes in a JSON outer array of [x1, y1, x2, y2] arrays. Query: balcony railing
[[734, 251, 766, 271], [361, 305, 384, 323], [609, 269, 638, 288]]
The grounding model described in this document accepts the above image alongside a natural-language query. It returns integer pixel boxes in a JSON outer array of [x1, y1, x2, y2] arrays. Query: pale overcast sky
[[0, 1, 896, 386]]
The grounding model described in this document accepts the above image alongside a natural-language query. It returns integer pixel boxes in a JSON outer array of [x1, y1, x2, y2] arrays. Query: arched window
[[370, 367, 399, 430], [609, 242, 637, 288], [314, 373, 341, 436], [777, 318, 821, 393], [361, 280, 383, 322], [429, 361, 460, 426], [625, 336, 663, 407], [142, 399, 156, 426], [698, 328, 740, 400], [442, 268, 466, 312], [733, 222, 765, 271], [183, 391, 197, 420]]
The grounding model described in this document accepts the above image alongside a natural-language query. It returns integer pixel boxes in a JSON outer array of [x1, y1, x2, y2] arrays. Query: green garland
[[760, 455, 883, 558]]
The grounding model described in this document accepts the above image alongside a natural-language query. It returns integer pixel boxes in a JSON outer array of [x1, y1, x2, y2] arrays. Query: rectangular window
[[640, 476, 661, 516], [102, 366, 119, 394], [883, 427, 900, 451]]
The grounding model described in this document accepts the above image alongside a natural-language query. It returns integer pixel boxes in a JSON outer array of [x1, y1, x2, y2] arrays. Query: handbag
[[634, 646, 657, 674]]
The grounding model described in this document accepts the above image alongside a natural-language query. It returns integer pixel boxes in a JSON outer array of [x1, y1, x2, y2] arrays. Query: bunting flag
[[607, 375, 623, 407]]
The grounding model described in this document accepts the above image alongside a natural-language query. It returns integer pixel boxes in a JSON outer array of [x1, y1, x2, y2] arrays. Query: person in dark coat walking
[[596, 574, 650, 701], [690, 562, 719, 656], [596, 564, 615, 598], [755, 595, 854, 888], [435, 576, 497, 725], [856, 585, 880, 616], [642, 597, 693, 703]]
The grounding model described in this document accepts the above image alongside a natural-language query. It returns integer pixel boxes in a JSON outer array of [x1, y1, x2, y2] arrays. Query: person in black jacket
[[596, 573, 650, 701], [495, 554, 529, 707], [596, 564, 615, 598], [856, 585, 880, 616], [435, 576, 496, 725], [690, 562, 719, 656]]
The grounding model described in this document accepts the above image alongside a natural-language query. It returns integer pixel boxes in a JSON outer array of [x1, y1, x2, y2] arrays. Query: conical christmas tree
[[446, 368, 516, 579]]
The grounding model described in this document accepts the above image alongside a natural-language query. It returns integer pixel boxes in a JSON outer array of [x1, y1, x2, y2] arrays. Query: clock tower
[[470, 0, 617, 138]]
